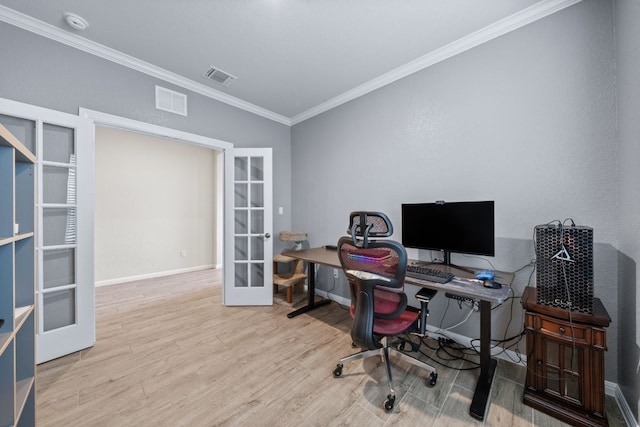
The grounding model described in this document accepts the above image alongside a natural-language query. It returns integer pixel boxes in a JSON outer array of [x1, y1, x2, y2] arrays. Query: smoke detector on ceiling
[[202, 66, 237, 86], [63, 12, 89, 31]]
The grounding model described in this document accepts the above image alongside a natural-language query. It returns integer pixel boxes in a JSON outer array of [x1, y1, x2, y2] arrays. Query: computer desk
[[283, 247, 513, 421], [404, 262, 514, 421], [281, 246, 339, 318]]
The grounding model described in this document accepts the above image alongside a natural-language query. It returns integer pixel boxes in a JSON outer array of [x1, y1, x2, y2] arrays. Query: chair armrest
[[346, 270, 391, 283]]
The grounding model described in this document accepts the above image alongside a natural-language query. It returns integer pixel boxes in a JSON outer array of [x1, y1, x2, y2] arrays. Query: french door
[[223, 148, 273, 305], [0, 98, 94, 364], [1, 99, 273, 366]]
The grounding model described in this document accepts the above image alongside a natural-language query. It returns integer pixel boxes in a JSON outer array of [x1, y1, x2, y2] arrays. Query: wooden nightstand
[[521, 287, 611, 427]]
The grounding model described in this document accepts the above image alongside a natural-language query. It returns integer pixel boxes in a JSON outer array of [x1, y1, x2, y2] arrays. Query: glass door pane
[[233, 156, 265, 289]]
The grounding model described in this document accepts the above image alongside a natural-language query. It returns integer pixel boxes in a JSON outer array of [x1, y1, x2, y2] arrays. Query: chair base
[[333, 336, 437, 412]]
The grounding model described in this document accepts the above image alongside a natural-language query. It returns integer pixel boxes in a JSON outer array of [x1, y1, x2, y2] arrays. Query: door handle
[[261, 233, 271, 239]]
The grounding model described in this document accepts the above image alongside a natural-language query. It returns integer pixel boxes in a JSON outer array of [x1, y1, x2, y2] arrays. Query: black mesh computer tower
[[535, 224, 594, 314]]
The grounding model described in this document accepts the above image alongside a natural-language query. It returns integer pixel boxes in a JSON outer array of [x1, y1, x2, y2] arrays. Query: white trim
[[290, 0, 585, 125], [315, 289, 350, 307], [0, 5, 290, 126], [95, 265, 216, 287], [610, 382, 639, 427], [78, 108, 233, 151], [1, 1, 582, 126], [291, 0, 582, 125]]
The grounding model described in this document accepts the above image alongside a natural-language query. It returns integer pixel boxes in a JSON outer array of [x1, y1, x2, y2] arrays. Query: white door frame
[[82, 110, 275, 308], [82, 111, 277, 308], [79, 108, 233, 270], [80, 109, 233, 152]]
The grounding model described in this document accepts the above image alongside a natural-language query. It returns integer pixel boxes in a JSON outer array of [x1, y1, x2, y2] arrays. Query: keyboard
[[405, 265, 454, 284]]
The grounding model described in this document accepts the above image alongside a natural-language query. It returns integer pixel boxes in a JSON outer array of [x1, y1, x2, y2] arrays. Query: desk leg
[[287, 261, 330, 318], [469, 299, 497, 420]]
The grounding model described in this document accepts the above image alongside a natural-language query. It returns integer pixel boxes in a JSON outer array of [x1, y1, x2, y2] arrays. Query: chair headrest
[[347, 212, 393, 247]]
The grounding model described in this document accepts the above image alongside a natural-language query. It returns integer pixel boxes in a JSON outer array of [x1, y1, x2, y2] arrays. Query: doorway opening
[[94, 125, 223, 288]]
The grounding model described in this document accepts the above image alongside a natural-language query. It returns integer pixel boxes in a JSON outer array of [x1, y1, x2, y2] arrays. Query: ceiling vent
[[202, 66, 237, 86], [155, 86, 187, 116]]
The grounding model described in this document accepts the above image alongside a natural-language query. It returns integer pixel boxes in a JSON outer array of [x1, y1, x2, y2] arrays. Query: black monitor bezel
[[401, 200, 495, 260]]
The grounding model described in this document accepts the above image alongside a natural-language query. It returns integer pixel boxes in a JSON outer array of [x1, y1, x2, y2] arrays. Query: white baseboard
[[313, 289, 637, 426], [315, 289, 350, 307], [609, 382, 639, 427], [95, 264, 216, 287]]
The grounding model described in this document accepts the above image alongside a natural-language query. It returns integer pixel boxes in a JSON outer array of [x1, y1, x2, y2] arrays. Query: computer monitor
[[401, 200, 495, 265]]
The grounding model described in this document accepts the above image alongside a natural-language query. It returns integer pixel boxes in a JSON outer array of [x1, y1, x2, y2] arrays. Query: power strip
[[445, 292, 476, 304]]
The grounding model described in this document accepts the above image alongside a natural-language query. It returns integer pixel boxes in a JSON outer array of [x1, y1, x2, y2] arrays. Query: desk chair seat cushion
[[348, 287, 409, 320], [346, 285, 419, 336], [371, 306, 419, 336]]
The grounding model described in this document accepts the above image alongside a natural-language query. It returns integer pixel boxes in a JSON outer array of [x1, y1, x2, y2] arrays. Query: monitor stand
[[411, 252, 475, 276], [442, 251, 475, 275]]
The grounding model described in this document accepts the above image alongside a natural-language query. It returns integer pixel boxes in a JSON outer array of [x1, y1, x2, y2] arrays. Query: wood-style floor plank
[[36, 269, 626, 426]]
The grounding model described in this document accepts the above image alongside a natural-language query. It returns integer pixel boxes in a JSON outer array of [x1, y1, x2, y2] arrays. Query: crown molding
[[290, 0, 584, 125], [1, 1, 582, 128], [0, 5, 291, 126]]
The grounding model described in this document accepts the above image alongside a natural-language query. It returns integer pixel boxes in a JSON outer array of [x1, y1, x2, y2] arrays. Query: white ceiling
[[0, 0, 580, 125]]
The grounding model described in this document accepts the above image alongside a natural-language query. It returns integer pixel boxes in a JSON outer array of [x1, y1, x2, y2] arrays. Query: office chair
[[332, 212, 437, 412]]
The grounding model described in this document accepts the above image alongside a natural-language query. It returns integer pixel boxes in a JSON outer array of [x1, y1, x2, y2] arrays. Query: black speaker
[[535, 224, 593, 313]]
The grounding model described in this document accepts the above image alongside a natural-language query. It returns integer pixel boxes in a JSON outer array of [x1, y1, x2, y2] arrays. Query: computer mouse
[[483, 280, 501, 289], [475, 270, 495, 281]]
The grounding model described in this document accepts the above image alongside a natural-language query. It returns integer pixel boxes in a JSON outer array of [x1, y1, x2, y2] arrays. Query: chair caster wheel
[[383, 394, 395, 412], [333, 364, 343, 377], [428, 372, 438, 387]]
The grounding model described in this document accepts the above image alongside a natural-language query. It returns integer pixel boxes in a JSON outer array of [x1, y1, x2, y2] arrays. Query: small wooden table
[[273, 254, 307, 304]]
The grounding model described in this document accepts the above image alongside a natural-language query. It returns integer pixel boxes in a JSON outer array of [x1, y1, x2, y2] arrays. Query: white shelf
[[15, 377, 35, 422], [0, 122, 36, 427], [14, 305, 33, 327], [0, 331, 10, 355], [0, 124, 35, 163]]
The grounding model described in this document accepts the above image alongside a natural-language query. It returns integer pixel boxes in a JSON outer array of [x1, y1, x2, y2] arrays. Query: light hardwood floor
[[36, 270, 627, 426]]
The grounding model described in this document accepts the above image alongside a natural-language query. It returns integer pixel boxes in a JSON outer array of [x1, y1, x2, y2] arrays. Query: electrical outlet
[[333, 268, 339, 279], [181, 250, 187, 257]]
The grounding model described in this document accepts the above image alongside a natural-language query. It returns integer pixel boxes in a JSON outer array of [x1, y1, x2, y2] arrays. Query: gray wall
[[1, 0, 636, 419], [614, 0, 640, 421], [292, 0, 621, 382], [0, 22, 293, 244]]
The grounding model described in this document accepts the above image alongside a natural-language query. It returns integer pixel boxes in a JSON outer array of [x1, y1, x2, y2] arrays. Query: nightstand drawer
[[539, 316, 588, 343]]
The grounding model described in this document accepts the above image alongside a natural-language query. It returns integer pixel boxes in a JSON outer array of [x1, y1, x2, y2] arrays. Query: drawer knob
[[537, 360, 543, 366], [559, 327, 565, 334]]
